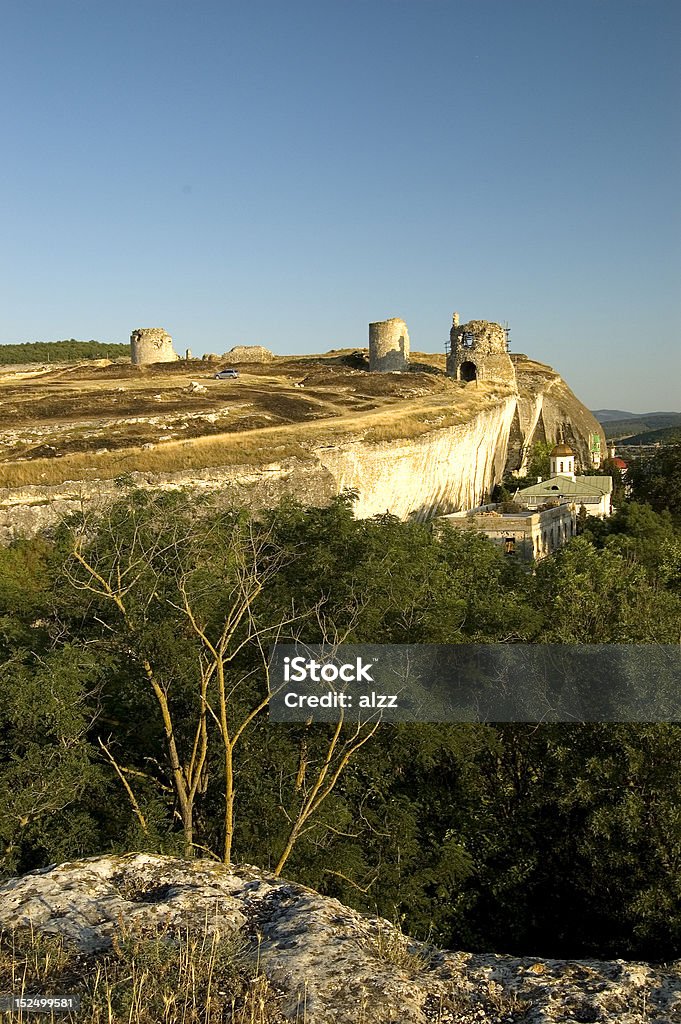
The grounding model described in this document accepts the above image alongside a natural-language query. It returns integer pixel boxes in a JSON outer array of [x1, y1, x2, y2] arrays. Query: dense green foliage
[[526, 440, 553, 480], [1, 479, 680, 961], [627, 444, 681, 522], [0, 340, 129, 363]]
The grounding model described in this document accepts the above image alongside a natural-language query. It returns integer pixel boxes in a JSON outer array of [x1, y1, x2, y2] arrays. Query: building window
[[504, 537, 516, 555], [559, 461, 564, 473]]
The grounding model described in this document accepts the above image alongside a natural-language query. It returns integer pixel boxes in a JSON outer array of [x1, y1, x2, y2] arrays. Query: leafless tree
[[65, 497, 292, 862], [65, 494, 381, 870]]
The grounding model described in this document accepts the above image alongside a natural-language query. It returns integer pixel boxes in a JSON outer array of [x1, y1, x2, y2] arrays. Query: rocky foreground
[[0, 854, 678, 1023]]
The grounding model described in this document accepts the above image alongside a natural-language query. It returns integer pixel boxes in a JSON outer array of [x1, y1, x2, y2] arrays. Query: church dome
[[550, 443, 574, 457]]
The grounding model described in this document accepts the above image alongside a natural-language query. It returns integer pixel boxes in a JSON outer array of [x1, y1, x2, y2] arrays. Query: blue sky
[[1, 0, 679, 410]]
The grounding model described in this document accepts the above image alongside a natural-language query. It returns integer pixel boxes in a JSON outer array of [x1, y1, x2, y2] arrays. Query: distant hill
[[591, 410, 681, 439], [619, 424, 681, 446], [0, 340, 129, 364], [592, 409, 681, 421], [592, 409, 637, 422]]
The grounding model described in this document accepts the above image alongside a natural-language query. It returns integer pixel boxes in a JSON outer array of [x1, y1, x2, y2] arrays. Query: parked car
[[214, 368, 239, 379]]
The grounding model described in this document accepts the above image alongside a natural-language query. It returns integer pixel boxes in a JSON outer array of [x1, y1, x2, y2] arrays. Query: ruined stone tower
[[446, 316, 515, 386], [130, 328, 179, 365], [369, 318, 410, 372]]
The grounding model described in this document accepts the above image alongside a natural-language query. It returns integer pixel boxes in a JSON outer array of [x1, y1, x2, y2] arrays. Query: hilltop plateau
[[0, 350, 604, 539]]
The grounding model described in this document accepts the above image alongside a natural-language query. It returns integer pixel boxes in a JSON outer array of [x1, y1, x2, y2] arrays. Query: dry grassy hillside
[[0, 351, 512, 488]]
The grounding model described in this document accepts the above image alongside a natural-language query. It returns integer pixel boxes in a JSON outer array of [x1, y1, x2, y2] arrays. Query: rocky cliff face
[[506, 355, 603, 474], [318, 395, 517, 519], [0, 360, 604, 541], [0, 854, 677, 1024]]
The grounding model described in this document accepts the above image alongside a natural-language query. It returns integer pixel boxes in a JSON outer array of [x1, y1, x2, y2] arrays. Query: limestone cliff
[[318, 395, 517, 518], [0, 359, 604, 541], [507, 355, 603, 474], [0, 854, 677, 1023]]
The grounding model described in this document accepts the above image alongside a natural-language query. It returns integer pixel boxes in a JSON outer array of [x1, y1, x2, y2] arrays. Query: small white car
[[214, 369, 239, 379]]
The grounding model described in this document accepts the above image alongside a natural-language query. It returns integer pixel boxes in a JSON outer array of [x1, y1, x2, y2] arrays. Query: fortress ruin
[[130, 328, 179, 365], [224, 345, 274, 363], [446, 314, 515, 387], [369, 318, 410, 372]]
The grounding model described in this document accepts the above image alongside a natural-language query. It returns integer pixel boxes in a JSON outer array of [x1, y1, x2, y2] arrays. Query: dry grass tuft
[[0, 924, 286, 1023], [366, 914, 437, 973]]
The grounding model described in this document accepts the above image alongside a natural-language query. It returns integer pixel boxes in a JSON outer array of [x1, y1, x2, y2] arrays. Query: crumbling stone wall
[[369, 318, 409, 372], [223, 345, 274, 363], [130, 328, 178, 365], [446, 317, 516, 386]]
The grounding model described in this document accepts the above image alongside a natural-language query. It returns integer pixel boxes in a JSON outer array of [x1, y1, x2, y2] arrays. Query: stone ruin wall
[[446, 318, 516, 387], [450, 319, 508, 355], [130, 328, 179, 365], [224, 345, 274, 363], [369, 318, 410, 372]]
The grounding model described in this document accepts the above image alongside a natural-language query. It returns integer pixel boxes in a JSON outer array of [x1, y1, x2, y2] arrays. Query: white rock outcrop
[[0, 855, 678, 1024], [319, 397, 517, 519]]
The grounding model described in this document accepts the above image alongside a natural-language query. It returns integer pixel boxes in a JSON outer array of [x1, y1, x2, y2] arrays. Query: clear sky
[[1, 0, 679, 411]]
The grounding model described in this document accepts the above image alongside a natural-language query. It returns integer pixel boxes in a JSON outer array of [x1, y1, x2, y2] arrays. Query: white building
[[437, 501, 576, 562], [516, 443, 613, 518]]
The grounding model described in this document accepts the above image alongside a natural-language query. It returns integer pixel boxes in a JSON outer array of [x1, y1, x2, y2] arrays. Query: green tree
[[61, 491, 380, 867], [534, 536, 680, 642], [627, 445, 681, 520], [62, 492, 291, 861], [527, 441, 554, 479], [0, 538, 109, 875], [0, 340, 129, 364], [451, 723, 681, 959]]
